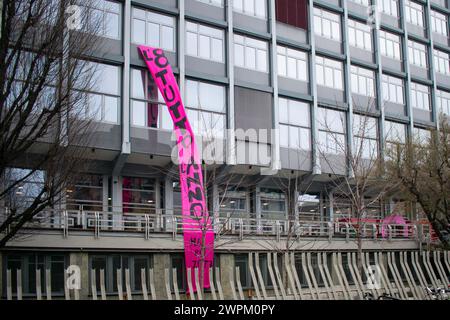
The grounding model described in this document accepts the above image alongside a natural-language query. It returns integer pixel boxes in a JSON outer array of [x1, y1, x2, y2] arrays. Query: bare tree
[[0, 0, 104, 247], [385, 114, 450, 248], [316, 100, 400, 272]]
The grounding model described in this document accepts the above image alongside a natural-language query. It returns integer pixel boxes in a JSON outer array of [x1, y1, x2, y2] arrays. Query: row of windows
[[78, 59, 447, 130]]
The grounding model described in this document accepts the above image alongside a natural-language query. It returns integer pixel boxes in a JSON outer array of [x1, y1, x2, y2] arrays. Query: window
[[83, 0, 121, 39], [279, 98, 311, 150], [315, 56, 343, 90], [66, 174, 104, 211], [90, 255, 151, 294], [431, 10, 448, 37], [218, 186, 248, 215], [185, 79, 226, 139], [353, 114, 378, 159], [434, 49, 450, 75], [385, 120, 407, 154], [317, 107, 346, 155], [277, 46, 308, 81], [410, 82, 430, 110], [350, 65, 375, 97], [437, 89, 450, 115], [348, 19, 372, 51], [234, 34, 268, 72], [408, 41, 428, 68], [413, 127, 431, 144], [3, 168, 45, 211], [122, 177, 156, 213], [130, 68, 171, 129], [235, 254, 250, 288], [260, 189, 286, 216], [379, 30, 402, 60], [313, 8, 341, 41], [379, 0, 398, 17], [233, 0, 267, 19], [4, 253, 66, 296], [79, 62, 120, 124], [382, 74, 404, 104], [131, 8, 175, 52], [405, 0, 424, 27], [186, 21, 224, 62]]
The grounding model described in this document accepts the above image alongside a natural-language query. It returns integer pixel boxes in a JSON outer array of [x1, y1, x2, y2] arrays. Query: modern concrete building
[[1, 0, 450, 300]]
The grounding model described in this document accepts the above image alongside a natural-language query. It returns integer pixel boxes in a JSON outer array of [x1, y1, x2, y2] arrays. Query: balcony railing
[[0, 206, 434, 243]]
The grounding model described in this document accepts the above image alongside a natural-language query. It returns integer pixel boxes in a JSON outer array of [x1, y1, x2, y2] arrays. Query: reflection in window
[[315, 56, 343, 90], [279, 97, 311, 150], [185, 79, 226, 139], [186, 21, 224, 62], [90, 254, 151, 293], [352, 114, 378, 159], [122, 177, 155, 213], [66, 174, 103, 211], [78, 62, 120, 124], [130, 68, 172, 129], [4, 253, 66, 296], [317, 107, 346, 155], [234, 34, 268, 72], [131, 8, 175, 51]]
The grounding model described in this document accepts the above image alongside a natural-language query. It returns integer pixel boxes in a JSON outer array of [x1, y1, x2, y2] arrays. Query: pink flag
[[138, 46, 214, 291]]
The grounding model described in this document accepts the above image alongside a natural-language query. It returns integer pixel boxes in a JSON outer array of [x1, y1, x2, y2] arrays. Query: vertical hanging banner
[[138, 46, 214, 291]]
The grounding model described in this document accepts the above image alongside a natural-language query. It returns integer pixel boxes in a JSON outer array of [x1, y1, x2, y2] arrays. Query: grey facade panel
[[233, 12, 269, 34], [141, 0, 178, 9], [234, 67, 270, 87], [380, 13, 401, 29], [234, 86, 273, 134], [319, 154, 346, 175], [436, 73, 450, 88], [89, 124, 122, 151], [280, 148, 312, 171], [349, 46, 375, 64], [278, 77, 310, 95], [406, 23, 427, 38], [385, 101, 407, 117], [381, 56, 404, 72], [185, 0, 225, 21], [130, 128, 174, 156], [276, 22, 309, 45], [314, 36, 343, 54], [317, 85, 346, 105], [352, 94, 377, 113], [409, 65, 430, 80], [186, 56, 226, 77], [413, 108, 433, 122], [347, 1, 369, 16], [432, 33, 450, 47]]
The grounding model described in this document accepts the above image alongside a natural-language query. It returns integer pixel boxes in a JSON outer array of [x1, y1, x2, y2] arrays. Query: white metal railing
[[0, 207, 434, 241]]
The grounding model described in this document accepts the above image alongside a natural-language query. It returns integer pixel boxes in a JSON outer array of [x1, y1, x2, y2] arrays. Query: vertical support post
[[100, 269, 107, 300], [165, 268, 173, 300], [16, 269, 22, 300], [149, 268, 156, 300], [117, 268, 123, 300], [46, 269, 52, 300], [125, 268, 132, 300], [36, 269, 42, 300], [91, 269, 97, 300], [141, 269, 149, 300], [215, 267, 224, 300], [172, 268, 180, 300], [235, 266, 245, 300], [248, 253, 261, 299]]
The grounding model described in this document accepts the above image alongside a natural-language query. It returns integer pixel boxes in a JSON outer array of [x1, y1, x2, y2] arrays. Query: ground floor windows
[[122, 177, 156, 213], [3, 253, 67, 296], [66, 174, 104, 211], [89, 254, 152, 294]]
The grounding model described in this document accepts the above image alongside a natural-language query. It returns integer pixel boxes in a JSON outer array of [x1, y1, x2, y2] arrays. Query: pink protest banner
[[138, 46, 214, 291]]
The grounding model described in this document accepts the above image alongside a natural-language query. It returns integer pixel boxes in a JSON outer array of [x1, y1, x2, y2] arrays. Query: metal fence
[[1, 207, 434, 242]]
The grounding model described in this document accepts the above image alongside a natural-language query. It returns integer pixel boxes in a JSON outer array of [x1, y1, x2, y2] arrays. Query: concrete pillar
[[165, 178, 174, 216], [112, 175, 122, 229], [219, 254, 235, 299], [69, 252, 89, 299], [153, 253, 171, 299]]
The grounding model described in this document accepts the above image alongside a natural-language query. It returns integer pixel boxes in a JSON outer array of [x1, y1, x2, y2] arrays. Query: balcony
[[2, 207, 435, 245]]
